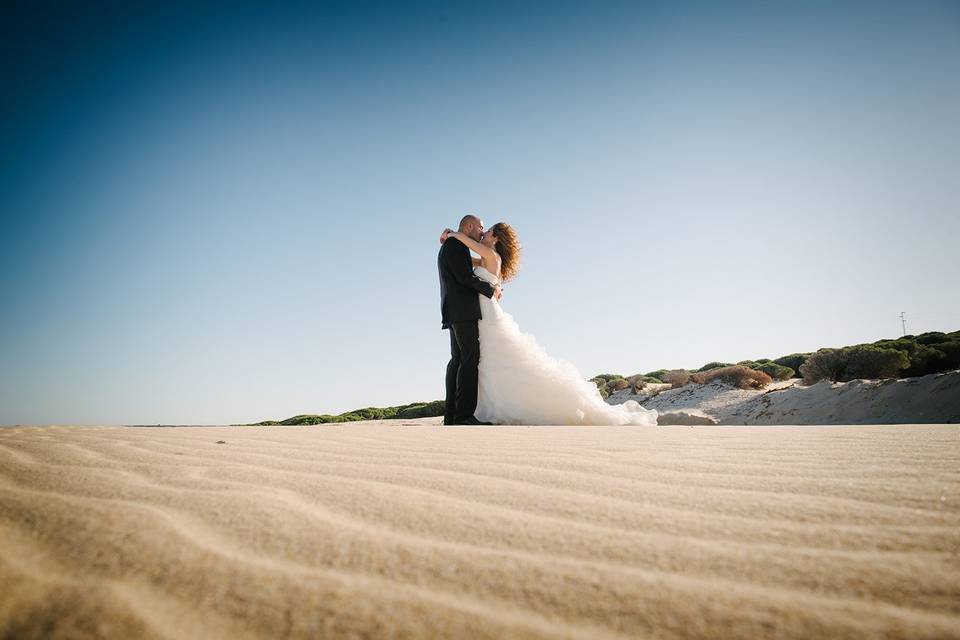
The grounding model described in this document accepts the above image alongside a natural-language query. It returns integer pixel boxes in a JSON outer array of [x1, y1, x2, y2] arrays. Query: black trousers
[[445, 321, 480, 423]]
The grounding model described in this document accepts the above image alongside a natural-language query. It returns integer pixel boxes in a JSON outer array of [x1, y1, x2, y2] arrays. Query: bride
[[439, 223, 658, 426]]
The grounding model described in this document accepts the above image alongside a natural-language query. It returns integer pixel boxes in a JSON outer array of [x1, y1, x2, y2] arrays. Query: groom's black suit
[[438, 237, 496, 424]]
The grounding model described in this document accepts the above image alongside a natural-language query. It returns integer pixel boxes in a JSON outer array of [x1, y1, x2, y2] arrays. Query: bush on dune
[[901, 344, 948, 377], [938, 341, 960, 370], [339, 407, 392, 421], [916, 331, 950, 346], [249, 400, 446, 426], [591, 374, 633, 397], [584, 329, 959, 400], [690, 365, 773, 389], [798, 332, 960, 384], [591, 377, 611, 398], [616, 365, 775, 391], [799, 345, 910, 384], [696, 362, 733, 373], [591, 374, 624, 383], [738, 361, 795, 381], [609, 374, 667, 392], [396, 400, 445, 419], [772, 353, 809, 376], [278, 414, 340, 425], [590, 372, 673, 394], [757, 362, 794, 381], [872, 336, 959, 377], [663, 370, 691, 388], [911, 341, 959, 375]]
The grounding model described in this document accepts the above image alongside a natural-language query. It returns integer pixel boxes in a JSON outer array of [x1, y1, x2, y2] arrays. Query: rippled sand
[[1, 422, 958, 639]]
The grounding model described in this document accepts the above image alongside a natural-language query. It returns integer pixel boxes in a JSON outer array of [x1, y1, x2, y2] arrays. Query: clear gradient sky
[[2, 1, 958, 425]]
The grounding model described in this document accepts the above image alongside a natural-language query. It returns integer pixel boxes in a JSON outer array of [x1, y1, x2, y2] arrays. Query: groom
[[438, 214, 503, 426]]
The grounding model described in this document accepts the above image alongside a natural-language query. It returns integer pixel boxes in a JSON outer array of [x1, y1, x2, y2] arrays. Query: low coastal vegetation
[[244, 401, 444, 426], [249, 330, 959, 424], [799, 333, 960, 383], [592, 329, 960, 397]]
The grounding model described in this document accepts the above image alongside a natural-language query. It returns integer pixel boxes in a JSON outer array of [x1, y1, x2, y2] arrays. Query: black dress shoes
[[453, 416, 493, 426]]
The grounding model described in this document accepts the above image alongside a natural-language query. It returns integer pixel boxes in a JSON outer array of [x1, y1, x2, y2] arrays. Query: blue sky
[[2, 1, 958, 425]]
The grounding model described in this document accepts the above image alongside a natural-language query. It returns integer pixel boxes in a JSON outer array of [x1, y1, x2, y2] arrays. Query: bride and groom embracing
[[437, 214, 658, 427]]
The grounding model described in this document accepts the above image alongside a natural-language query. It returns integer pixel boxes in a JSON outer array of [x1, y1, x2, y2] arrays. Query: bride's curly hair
[[490, 222, 522, 282]]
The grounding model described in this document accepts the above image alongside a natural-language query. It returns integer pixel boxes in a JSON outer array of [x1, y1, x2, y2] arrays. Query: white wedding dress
[[472, 265, 658, 426]]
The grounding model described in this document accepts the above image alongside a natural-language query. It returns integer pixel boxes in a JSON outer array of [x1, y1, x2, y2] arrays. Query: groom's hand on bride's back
[[494, 285, 503, 300]]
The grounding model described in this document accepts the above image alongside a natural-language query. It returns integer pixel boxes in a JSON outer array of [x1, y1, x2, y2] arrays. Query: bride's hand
[[439, 228, 455, 244]]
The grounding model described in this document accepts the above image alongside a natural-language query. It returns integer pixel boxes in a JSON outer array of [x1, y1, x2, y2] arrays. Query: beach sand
[[1, 422, 958, 639]]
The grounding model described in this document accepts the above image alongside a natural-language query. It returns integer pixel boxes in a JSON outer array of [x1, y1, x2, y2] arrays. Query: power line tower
[[900, 311, 907, 336]]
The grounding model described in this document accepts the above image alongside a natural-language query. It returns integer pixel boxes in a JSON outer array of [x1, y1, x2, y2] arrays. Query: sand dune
[[1, 422, 958, 639], [609, 369, 960, 425]]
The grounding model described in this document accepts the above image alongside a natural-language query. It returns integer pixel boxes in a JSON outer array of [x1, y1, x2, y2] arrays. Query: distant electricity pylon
[[900, 311, 907, 336]]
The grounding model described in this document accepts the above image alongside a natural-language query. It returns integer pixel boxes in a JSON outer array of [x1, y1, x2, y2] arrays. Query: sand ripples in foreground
[[0, 423, 958, 639]]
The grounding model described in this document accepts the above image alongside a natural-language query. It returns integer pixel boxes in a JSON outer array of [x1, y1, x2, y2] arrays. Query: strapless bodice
[[474, 265, 500, 285]]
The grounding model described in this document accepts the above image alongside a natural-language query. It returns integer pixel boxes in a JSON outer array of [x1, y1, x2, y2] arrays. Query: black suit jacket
[[438, 237, 496, 329]]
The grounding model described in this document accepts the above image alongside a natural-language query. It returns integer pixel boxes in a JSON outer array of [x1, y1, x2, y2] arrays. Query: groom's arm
[[442, 240, 496, 299]]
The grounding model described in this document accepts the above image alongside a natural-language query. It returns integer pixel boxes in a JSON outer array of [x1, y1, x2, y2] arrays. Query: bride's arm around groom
[[439, 236, 501, 301]]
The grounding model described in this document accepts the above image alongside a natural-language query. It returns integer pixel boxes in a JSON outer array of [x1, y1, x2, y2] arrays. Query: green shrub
[[798, 349, 842, 384], [873, 337, 915, 351], [339, 407, 392, 421], [799, 345, 909, 383], [696, 362, 733, 372], [871, 337, 958, 377], [592, 374, 624, 383], [916, 331, 950, 346], [249, 400, 446, 426], [773, 353, 809, 376], [901, 344, 947, 377], [396, 401, 445, 419], [592, 374, 637, 397], [278, 414, 339, 425], [753, 362, 794, 381], [644, 369, 669, 380], [641, 376, 664, 384], [934, 341, 960, 370], [736, 360, 791, 380]]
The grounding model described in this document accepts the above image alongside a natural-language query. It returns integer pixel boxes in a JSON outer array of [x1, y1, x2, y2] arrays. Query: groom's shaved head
[[459, 214, 480, 231], [458, 214, 485, 242]]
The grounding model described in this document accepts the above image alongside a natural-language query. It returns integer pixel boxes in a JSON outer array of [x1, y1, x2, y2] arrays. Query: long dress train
[[472, 266, 658, 426]]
